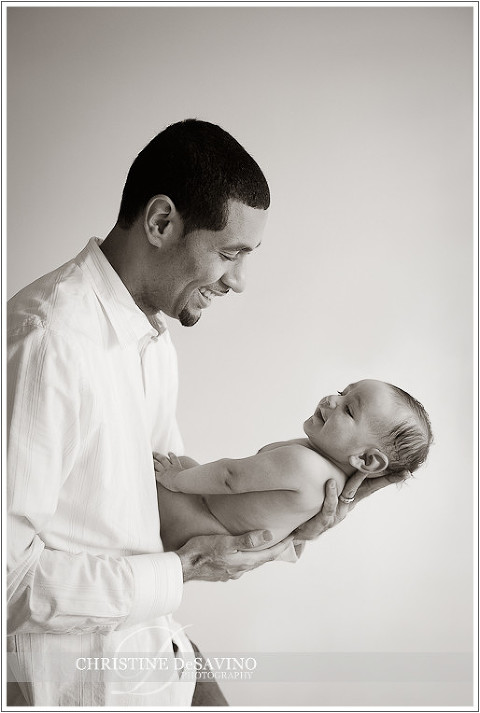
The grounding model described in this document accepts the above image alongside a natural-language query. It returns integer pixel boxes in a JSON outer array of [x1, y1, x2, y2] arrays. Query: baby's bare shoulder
[[284, 443, 333, 470], [257, 438, 309, 453], [281, 443, 345, 499], [261, 443, 336, 484]]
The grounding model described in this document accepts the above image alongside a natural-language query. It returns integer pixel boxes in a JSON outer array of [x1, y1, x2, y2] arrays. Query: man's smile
[[196, 286, 229, 307]]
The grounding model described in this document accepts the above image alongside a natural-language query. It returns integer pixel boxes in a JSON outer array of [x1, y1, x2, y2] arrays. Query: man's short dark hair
[[118, 119, 270, 233]]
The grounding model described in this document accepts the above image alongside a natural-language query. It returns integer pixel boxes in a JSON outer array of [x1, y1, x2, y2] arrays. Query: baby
[[155, 379, 432, 557]]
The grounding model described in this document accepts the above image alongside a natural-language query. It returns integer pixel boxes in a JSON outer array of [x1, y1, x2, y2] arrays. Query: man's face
[[145, 199, 267, 325], [303, 380, 400, 468]]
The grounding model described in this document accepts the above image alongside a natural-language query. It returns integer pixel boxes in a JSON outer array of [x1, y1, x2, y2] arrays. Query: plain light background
[[7, 6, 474, 707]]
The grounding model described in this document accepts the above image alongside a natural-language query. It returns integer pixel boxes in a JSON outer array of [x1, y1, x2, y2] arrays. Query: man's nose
[[223, 260, 247, 294]]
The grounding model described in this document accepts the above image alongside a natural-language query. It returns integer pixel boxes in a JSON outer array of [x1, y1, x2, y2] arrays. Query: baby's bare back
[[206, 442, 346, 546], [158, 442, 347, 551]]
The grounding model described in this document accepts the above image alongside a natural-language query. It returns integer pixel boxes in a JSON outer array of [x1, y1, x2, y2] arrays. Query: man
[[7, 119, 403, 707]]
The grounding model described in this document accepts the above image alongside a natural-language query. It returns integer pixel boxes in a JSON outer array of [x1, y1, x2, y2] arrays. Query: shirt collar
[[75, 238, 167, 344]]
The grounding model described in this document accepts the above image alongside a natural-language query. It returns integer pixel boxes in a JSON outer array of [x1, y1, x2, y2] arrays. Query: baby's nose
[[322, 395, 337, 409]]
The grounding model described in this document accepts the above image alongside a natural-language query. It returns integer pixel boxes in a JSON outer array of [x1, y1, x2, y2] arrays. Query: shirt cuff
[[121, 552, 183, 628]]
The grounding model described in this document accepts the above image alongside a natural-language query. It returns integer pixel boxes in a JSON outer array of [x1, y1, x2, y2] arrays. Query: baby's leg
[[157, 483, 229, 552]]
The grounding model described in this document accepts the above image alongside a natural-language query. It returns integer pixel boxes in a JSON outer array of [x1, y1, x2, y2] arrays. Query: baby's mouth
[[315, 406, 325, 424]]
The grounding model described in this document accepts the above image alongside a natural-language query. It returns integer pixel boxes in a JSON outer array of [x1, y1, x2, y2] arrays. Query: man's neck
[[100, 225, 152, 314], [99, 225, 129, 279]]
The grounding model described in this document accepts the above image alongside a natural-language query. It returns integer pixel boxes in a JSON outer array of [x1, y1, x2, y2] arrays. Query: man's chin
[[179, 306, 202, 327]]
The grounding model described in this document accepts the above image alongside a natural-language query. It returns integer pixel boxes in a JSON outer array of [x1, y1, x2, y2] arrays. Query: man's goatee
[[179, 307, 201, 327]]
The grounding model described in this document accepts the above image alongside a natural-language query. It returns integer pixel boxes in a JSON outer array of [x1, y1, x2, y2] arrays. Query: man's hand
[[176, 530, 294, 582], [292, 469, 410, 544]]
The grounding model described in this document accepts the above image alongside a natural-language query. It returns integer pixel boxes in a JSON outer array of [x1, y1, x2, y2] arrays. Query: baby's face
[[303, 380, 399, 468]]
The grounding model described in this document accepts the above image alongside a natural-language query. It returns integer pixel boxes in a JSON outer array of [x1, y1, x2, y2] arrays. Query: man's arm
[[154, 447, 305, 495], [7, 326, 186, 634]]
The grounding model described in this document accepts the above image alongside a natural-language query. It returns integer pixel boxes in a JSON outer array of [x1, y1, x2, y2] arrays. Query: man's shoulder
[[8, 256, 98, 342]]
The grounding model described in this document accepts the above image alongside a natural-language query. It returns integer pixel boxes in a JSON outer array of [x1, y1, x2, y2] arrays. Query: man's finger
[[340, 471, 366, 501], [292, 511, 330, 540], [321, 479, 338, 518], [336, 471, 367, 516], [292, 479, 339, 539], [293, 540, 306, 559], [230, 529, 273, 552], [235, 537, 294, 566], [354, 471, 408, 502]]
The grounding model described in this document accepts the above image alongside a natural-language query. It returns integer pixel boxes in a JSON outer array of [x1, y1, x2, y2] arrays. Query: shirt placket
[[138, 322, 167, 446]]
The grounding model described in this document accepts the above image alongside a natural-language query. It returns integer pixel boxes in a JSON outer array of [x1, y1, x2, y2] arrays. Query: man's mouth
[[315, 406, 325, 424], [196, 287, 227, 308], [196, 288, 215, 307]]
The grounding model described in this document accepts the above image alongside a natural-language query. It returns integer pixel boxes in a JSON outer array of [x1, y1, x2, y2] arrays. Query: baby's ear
[[349, 448, 389, 477]]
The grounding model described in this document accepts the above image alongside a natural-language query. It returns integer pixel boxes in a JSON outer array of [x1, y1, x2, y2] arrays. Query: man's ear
[[144, 195, 184, 248], [348, 448, 389, 477]]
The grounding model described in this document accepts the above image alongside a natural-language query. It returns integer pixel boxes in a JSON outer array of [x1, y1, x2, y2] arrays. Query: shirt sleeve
[[7, 324, 183, 636]]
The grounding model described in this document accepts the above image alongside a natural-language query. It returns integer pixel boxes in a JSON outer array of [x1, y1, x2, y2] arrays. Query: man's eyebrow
[[223, 241, 262, 252]]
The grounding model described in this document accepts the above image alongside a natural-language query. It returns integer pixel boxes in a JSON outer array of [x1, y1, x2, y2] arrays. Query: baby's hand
[[154, 452, 184, 491]]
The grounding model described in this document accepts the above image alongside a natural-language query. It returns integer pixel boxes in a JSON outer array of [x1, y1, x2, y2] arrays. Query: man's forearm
[[8, 538, 183, 635]]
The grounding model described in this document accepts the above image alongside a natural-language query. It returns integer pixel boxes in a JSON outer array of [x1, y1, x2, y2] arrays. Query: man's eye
[[337, 390, 344, 396], [220, 253, 239, 261]]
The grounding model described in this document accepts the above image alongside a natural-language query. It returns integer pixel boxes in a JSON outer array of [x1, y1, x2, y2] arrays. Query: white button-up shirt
[[7, 238, 196, 706]]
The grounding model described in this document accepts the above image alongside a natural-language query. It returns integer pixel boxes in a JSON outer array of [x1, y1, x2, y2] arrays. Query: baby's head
[[303, 379, 432, 477]]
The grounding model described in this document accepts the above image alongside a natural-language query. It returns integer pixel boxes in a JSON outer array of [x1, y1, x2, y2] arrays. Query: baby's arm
[[154, 447, 306, 495], [176, 455, 201, 469]]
